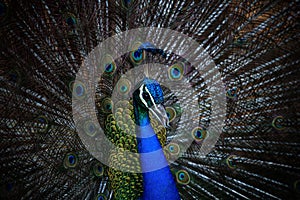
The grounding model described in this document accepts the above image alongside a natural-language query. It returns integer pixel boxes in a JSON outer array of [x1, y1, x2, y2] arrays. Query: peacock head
[[132, 78, 169, 127]]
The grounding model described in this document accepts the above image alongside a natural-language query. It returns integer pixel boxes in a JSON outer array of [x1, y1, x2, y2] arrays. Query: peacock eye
[[176, 170, 191, 185], [142, 92, 150, 100]]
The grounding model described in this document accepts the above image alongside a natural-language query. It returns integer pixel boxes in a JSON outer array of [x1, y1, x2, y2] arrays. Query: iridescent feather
[[0, 1, 299, 200]]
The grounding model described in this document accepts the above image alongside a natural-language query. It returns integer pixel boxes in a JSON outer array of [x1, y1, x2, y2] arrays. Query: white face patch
[[138, 84, 169, 127], [142, 85, 169, 127], [144, 86, 157, 110], [139, 84, 149, 108], [139, 84, 157, 109]]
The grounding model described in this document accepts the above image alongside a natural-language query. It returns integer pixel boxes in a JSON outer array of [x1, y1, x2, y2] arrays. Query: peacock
[[1, 0, 300, 200]]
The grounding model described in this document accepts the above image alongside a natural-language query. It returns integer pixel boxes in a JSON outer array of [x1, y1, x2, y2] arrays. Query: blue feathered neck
[[133, 81, 180, 200]]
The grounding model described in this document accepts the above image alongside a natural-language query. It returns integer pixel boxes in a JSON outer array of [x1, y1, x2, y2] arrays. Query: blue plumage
[[133, 78, 180, 200]]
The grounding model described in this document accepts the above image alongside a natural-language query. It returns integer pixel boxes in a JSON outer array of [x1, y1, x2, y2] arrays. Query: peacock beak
[[149, 104, 170, 128]]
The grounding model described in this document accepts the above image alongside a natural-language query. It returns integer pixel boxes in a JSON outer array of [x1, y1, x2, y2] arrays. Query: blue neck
[[134, 101, 180, 200]]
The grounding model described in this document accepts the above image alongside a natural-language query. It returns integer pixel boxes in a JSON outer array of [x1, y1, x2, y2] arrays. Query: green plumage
[[102, 100, 167, 199]]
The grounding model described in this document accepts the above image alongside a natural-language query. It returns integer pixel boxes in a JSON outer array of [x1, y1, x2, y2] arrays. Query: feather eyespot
[[101, 97, 113, 113], [226, 155, 237, 169], [166, 107, 176, 122], [31, 115, 49, 133], [191, 127, 207, 143], [116, 78, 131, 96], [176, 170, 190, 185], [84, 120, 97, 137], [168, 62, 185, 80], [130, 49, 145, 64], [71, 81, 87, 100], [63, 153, 78, 169], [129, 41, 145, 64], [165, 143, 180, 156], [100, 54, 117, 75], [92, 162, 104, 177], [66, 14, 77, 26]]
